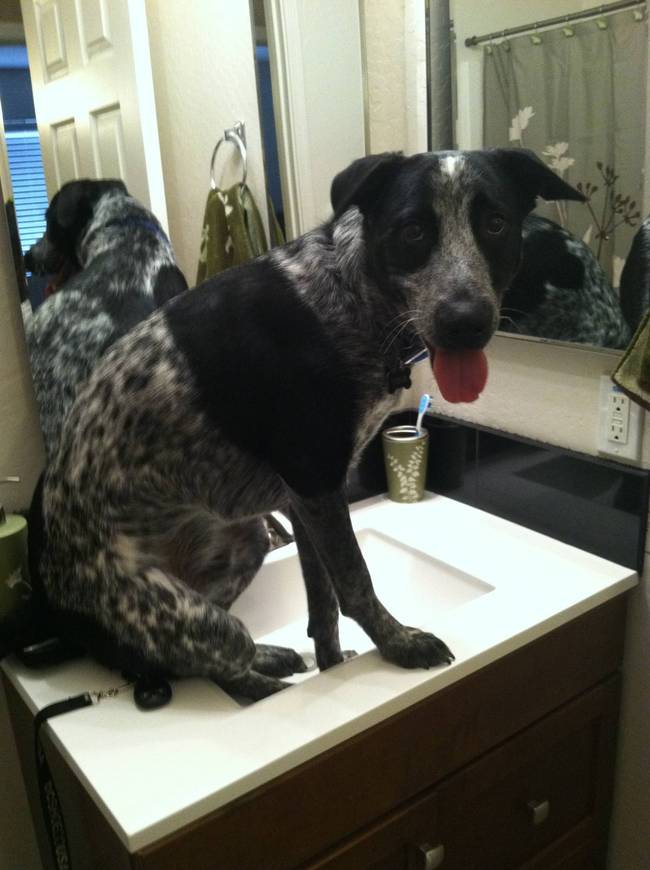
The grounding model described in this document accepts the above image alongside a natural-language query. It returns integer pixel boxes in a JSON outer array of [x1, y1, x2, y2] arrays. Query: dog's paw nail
[[342, 649, 358, 661]]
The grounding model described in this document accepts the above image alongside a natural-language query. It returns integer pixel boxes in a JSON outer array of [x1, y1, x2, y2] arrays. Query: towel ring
[[210, 123, 247, 190]]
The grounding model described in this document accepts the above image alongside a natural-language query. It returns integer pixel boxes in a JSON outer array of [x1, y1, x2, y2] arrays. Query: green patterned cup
[[382, 426, 429, 503]]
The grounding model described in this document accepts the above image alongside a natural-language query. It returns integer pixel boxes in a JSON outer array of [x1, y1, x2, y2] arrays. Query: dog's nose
[[434, 296, 495, 350]]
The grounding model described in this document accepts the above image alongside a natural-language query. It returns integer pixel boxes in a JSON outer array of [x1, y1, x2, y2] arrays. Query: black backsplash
[[350, 412, 650, 574]]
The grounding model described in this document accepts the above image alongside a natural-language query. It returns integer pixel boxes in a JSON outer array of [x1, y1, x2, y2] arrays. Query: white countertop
[[2, 493, 637, 852]]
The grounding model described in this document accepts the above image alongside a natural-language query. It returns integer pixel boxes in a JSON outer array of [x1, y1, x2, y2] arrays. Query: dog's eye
[[486, 213, 507, 235], [402, 223, 425, 244]]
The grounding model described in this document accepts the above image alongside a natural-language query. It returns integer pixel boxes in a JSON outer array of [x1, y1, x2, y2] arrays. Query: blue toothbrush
[[416, 393, 432, 433]]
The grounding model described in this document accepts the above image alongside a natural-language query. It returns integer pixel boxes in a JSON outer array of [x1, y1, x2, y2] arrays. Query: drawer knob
[[417, 842, 445, 869], [527, 798, 550, 826]]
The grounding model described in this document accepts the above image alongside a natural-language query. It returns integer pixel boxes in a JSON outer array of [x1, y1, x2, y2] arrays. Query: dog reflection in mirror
[[25, 179, 187, 459]]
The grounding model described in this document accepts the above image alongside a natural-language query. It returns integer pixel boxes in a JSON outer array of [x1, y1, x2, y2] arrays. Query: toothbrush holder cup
[[382, 425, 429, 503]]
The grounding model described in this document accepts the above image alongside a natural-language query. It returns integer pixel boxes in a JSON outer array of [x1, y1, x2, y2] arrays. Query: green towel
[[612, 307, 650, 409], [196, 183, 269, 284]]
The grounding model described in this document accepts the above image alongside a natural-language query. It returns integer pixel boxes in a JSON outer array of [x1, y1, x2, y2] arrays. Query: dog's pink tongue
[[432, 349, 488, 403]]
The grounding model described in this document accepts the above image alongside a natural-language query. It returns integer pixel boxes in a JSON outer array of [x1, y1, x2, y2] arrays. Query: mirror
[[2, 0, 649, 466], [449, 0, 649, 351]]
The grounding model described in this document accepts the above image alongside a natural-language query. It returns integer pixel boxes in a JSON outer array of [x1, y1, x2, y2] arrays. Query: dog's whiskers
[[381, 309, 422, 353], [499, 314, 523, 333]]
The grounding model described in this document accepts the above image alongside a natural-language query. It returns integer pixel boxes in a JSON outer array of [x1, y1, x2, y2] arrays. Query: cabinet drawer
[[309, 676, 619, 870]]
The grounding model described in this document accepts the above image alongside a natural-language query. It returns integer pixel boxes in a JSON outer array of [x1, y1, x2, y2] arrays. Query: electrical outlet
[[597, 376, 643, 461]]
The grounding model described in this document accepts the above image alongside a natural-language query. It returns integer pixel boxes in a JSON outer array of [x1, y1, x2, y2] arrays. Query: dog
[[500, 214, 630, 349], [24, 179, 187, 460], [34, 149, 583, 701]]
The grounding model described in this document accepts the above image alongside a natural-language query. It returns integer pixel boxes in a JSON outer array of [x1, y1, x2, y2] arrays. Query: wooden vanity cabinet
[[309, 675, 618, 870], [6, 596, 626, 870]]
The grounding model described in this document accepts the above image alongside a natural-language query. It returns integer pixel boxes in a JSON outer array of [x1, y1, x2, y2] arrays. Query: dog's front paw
[[381, 626, 454, 669], [253, 643, 312, 677]]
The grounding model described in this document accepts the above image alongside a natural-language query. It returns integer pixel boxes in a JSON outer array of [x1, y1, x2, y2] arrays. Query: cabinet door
[[311, 676, 618, 870]]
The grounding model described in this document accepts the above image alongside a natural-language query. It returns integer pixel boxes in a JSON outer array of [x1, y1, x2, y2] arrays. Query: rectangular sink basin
[[231, 528, 494, 681]]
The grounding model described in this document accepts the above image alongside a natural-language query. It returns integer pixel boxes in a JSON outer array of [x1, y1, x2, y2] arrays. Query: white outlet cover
[[597, 375, 643, 462]]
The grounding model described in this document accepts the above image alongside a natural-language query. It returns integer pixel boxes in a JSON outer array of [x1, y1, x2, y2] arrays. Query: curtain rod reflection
[[464, 0, 646, 47]]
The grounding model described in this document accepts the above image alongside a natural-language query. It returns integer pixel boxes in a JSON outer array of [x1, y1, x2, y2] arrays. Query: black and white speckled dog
[[25, 179, 187, 459], [35, 150, 583, 701], [500, 214, 630, 348]]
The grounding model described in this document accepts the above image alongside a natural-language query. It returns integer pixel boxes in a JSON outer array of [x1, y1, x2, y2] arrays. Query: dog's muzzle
[[24, 236, 62, 275]]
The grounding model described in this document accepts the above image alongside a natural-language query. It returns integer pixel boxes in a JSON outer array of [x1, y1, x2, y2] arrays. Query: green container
[[382, 425, 429, 503], [0, 513, 29, 620]]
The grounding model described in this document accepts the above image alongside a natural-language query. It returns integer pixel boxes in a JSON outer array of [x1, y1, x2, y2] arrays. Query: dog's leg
[[289, 489, 454, 669], [167, 515, 309, 679], [290, 509, 345, 670]]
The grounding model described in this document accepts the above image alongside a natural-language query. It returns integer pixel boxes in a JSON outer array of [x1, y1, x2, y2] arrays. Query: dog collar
[[386, 347, 429, 393], [103, 216, 168, 241]]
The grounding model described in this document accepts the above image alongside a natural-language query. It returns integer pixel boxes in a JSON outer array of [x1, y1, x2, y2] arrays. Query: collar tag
[[387, 365, 412, 393]]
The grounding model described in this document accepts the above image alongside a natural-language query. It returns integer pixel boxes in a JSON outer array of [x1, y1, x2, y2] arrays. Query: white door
[[20, 0, 168, 231]]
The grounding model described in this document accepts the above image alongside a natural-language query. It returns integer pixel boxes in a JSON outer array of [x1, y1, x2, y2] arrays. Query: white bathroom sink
[[232, 527, 493, 675]]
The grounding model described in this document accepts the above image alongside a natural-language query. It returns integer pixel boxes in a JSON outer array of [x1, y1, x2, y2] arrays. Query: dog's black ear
[[53, 181, 93, 231], [54, 178, 128, 230], [488, 148, 586, 212], [331, 152, 406, 218]]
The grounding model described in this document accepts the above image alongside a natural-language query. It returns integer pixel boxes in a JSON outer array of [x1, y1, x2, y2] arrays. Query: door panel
[[77, 0, 113, 61], [51, 118, 79, 184], [21, 0, 168, 229], [90, 104, 125, 177], [34, 0, 68, 80]]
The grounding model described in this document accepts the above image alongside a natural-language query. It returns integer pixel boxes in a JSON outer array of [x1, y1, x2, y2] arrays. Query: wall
[[0, 186, 44, 870], [144, 0, 268, 284]]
